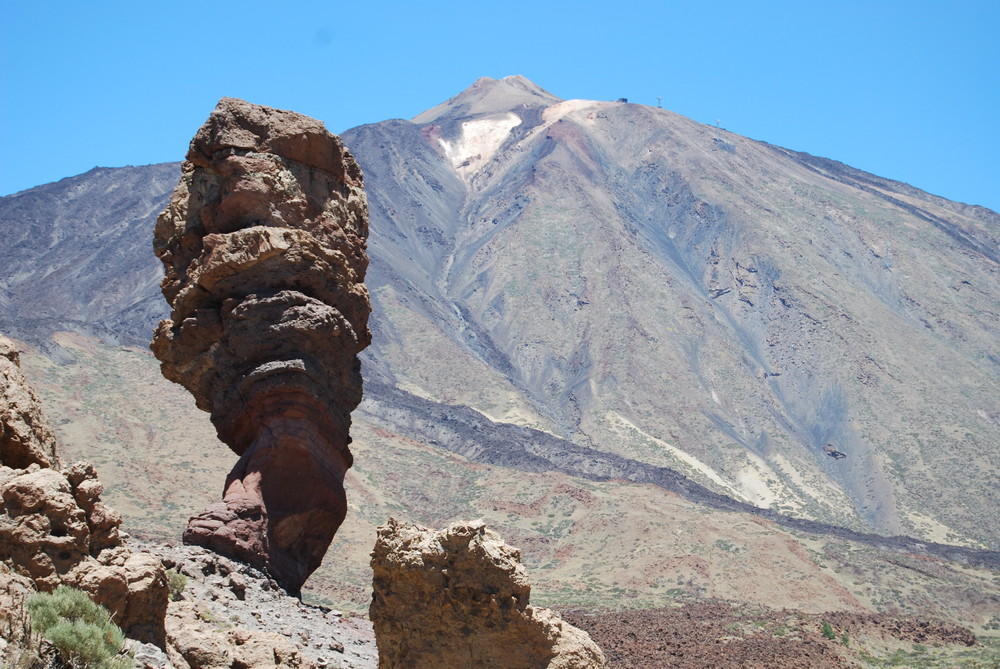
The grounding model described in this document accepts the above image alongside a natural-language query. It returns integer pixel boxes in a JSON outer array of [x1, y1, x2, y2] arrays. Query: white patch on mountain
[[438, 112, 522, 180]]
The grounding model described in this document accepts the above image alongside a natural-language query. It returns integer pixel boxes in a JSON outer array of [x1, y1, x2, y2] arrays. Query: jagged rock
[[0, 568, 36, 651], [66, 461, 123, 552], [370, 518, 607, 668], [0, 463, 168, 645], [151, 97, 371, 595], [73, 546, 169, 646], [0, 334, 58, 469], [0, 466, 93, 583]]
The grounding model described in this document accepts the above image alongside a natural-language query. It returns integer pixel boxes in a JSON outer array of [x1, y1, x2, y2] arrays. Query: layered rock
[[150, 98, 371, 595], [370, 519, 607, 668], [0, 334, 58, 469]]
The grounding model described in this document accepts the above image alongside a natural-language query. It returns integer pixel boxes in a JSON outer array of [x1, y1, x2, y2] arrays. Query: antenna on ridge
[[657, 96, 662, 109]]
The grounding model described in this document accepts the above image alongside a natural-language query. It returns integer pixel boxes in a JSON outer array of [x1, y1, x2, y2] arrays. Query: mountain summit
[[412, 75, 561, 124]]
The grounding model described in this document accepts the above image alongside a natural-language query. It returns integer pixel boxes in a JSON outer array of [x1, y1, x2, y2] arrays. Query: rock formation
[[0, 334, 58, 469], [370, 518, 607, 668], [0, 335, 168, 645], [150, 98, 371, 595]]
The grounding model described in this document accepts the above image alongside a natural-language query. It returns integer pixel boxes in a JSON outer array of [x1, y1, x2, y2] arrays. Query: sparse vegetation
[[821, 620, 835, 640], [167, 570, 187, 601], [195, 607, 223, 625], [25, 586, 129, 669]]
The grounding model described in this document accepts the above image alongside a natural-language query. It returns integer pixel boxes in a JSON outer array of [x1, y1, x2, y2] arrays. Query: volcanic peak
[[412, 75, 562, 125]]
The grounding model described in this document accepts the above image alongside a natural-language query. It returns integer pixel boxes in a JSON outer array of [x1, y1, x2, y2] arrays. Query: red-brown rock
[[151, 98, 371, 595]]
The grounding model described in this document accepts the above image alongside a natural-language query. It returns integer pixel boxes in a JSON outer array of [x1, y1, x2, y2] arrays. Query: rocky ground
[[133, 538, 998, 669], [139, 542, 378, 669], [564, 602, 990, 669], [143, 538, 997, 669]]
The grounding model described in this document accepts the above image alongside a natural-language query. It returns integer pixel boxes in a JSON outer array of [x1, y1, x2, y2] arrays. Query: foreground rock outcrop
[[370, 518, 607, 668], [150, 98, 371, 595], [0, 335, 168, 646]]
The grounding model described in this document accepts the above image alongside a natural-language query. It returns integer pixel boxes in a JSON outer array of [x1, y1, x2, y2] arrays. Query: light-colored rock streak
[[603, 411, 741, 496], [439, 112, 522, 180]]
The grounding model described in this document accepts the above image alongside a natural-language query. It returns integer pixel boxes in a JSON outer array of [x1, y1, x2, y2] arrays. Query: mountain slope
[[14, 335, 1000, 635], [0, 163, 180, 351]]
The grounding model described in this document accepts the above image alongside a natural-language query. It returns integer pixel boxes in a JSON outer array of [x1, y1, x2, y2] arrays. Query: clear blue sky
[[2, 0, 998, 212]]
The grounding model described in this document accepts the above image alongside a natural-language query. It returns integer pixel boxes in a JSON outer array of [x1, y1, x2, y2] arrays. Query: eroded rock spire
[[151, 98, 371, 594]]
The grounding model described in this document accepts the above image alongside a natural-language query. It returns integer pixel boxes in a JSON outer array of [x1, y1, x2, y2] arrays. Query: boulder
[[370, 519, 607, 668], [151, 98, 371, 595], [165, 602, 314, 669]]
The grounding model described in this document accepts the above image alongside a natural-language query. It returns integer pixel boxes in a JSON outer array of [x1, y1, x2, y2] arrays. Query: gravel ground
[[139, 542, 378, 669]]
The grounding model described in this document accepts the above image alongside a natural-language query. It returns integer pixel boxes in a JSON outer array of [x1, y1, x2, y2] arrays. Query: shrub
[[167, 570, 187, 601], [26, 586, 129, 669], [821, 620, 835, 640]]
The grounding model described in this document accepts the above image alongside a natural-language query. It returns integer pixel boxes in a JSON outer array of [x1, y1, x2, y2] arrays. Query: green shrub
[[821, 620, 836, 640], [167, 570, 187, 601], [26, 586, 129, 669]]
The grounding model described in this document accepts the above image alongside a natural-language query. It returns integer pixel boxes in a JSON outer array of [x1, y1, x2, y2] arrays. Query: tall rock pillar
[[151, 98, 371, 594]]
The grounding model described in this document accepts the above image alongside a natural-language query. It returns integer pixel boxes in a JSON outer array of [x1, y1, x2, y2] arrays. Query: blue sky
[[2, 0, 998, 212]]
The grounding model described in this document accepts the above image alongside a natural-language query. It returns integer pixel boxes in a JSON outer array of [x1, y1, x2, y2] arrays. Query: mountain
[[341, 75, 1000, 547], [1, 77, 999, 630]]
